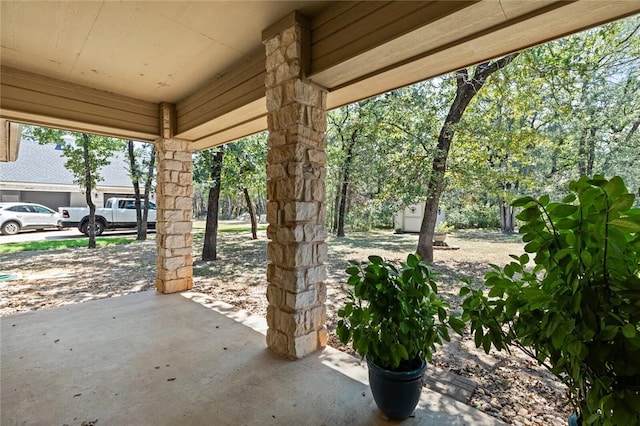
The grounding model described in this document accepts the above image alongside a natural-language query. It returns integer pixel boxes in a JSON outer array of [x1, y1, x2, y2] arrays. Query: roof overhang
[[1, 1, 639, 153]]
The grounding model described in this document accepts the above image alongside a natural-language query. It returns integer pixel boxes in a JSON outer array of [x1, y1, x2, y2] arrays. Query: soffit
[[0, 1, 329, 104]]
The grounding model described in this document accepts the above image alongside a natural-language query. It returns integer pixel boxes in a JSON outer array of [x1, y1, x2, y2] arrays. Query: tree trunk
[[82, 133, 96, 249], [417, 54, 518, 261], [577, 127, 589, 176], [500, 202, 515, 233], [332, 180, 341, 233], [202, 148, 224, 261], [127, 141, 144, 240], [141, 145, 156, 240], [586, 127, 596, 177], [337, 131, 358, 238], [243, 187, 258, 240]]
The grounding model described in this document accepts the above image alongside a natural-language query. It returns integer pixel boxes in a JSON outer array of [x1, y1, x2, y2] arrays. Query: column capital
[[262, 11, 309, 44], [159, 102, 177, 139], [262, 11, 310, 78]]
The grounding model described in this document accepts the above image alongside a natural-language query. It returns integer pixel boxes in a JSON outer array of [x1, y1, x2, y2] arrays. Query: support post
[[155, 103, 194, 293], [263, 12, 329, 359]]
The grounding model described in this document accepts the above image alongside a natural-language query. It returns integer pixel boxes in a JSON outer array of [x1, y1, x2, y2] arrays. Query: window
[[31, 206, 54, 214], [117, 199, 135, 209], [8, 205, 29, 213]]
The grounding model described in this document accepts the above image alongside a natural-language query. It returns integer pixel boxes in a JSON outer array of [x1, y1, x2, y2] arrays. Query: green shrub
[[337, 254, 465, 370], [447, 204, 500, 229], [461, 175, 640, 425]]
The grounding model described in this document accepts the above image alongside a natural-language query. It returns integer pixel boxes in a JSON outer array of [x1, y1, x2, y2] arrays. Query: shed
[[394, 203, 445, 233]]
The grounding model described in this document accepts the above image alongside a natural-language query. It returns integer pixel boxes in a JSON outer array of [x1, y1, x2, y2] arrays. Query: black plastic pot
[[366, 356, 427, 420]]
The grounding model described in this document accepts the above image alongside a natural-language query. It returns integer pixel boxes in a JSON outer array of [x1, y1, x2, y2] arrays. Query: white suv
[[0, 202, 63, 235]]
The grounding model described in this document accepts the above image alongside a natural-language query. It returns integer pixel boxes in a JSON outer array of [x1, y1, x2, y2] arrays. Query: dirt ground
[[0, 229, 572, 425]]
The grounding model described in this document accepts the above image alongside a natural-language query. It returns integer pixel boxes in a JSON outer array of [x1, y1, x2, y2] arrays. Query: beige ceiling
[[1, 1, 639, 152], [0, 1, 329, 103]]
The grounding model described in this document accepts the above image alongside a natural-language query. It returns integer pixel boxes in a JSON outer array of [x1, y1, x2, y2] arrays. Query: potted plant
[[337, 253, 465, 419], [460, 175, 640, 426], [434, 221, 454, 245]]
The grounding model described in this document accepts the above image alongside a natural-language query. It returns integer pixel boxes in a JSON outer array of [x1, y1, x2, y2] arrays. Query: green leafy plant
[[436, 221, 455, 233], [337, 253, 465, 371], [460, 175, 640, 425]]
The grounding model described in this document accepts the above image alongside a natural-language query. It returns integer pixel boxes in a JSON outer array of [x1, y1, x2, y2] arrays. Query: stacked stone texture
[[264, 22, 328, 359], [155, 138, 194, 294]]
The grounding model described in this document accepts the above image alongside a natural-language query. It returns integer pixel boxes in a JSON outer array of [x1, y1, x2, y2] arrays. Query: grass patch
[[0, 237, 137, 254]]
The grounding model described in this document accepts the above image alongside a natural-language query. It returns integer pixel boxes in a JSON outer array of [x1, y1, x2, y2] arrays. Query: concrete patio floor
[[1, 291, 505, 425]]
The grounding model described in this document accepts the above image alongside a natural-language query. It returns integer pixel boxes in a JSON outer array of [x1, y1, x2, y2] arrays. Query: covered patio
[[2, 1, 639, 424], [2, 290, 502, 425]]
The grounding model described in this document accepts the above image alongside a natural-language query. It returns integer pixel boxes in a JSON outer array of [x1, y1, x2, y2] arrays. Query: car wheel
[[1, 221, 21, 235], [82, 220, 106, 237], [94, 220, 105, 236]]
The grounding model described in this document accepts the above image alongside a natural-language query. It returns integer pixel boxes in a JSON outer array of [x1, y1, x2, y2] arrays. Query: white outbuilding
[[393, 203, 445, 233]]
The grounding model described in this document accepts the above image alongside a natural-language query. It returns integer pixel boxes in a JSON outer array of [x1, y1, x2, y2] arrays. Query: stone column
[[262, 12, 328, 359], [155, 103, 193, 294]]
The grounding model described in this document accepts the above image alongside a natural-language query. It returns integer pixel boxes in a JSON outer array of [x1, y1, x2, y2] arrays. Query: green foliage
[[326, 86, 448, 235], [460, 175, 640, 425], [448, 17, 640, 221], [346, 199, 396, 231], [337, 253, 465, 370], [193, 146, 225, 219], [435, 221, 454, 233], [25, 126, 126, 191], [446, 202, 501, 229], [221, 134, 267, 207], [193, 134, 267, 219], [23, 125, 127, 248], [323, 18, 639, 235], [127, 142, 156, 193], [191, 221, 267, 236]]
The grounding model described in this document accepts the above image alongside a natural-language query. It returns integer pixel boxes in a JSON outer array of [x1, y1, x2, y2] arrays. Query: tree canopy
[[322, 16, 639, 243]]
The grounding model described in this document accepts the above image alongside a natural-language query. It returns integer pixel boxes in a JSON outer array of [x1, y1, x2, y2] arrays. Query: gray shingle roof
[[0, 138, 134, 187]]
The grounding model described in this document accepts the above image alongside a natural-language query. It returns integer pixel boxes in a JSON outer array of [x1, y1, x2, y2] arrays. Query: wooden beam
[[181, 98, 267, 150], [0, 120, 21, 162], [177, 51, 266, 137], [310, 1, 476, 76], [0, 66, 159, 141], [189, 115, 266, 151]]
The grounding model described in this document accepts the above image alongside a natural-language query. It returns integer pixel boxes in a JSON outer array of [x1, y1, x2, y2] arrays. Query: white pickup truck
[[59, 198, 157, 236]]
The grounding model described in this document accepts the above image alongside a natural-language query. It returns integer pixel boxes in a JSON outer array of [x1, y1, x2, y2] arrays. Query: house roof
[[0, 137, 134, 188]]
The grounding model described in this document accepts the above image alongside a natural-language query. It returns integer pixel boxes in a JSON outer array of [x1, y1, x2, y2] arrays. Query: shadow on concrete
[[1, 291, 504, 425]]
